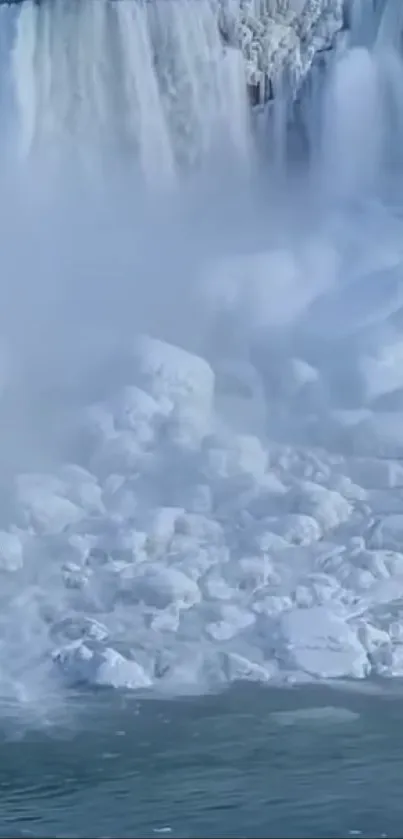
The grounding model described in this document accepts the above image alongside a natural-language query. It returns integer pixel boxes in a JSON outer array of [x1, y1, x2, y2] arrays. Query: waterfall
[[2, 0, 252, 183]]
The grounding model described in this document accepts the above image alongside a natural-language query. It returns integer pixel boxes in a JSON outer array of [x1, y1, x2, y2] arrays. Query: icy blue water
[[2, 683, 403, 838]]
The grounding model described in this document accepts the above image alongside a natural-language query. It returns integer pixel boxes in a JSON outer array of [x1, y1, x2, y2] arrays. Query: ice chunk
[[279, 607, 369, 678], [111, 385, 162, 435], [205, 603, 255, 641], [368, 516, 403, 551], [0, 531, 24, 571], [268, 514, 322, 545], [150, 606, 180, 633], [60, 467, 104, 514], [175, 513, 224, 545], [327, 474, 367, 502], [95, 649, 152, 689], [223, 652, 272, 683], [130, 335, 214, 416], [201, 432, 268, 483], [357, 623, 390, 654], [246, 523, 290, 553], [15, 474, 84, 534], [133, 565, 201, 610], [142, 507, 184, 549], [161, 404, 211, 449], [288, 480, 352, 530], [271, 706, 359, 726], [202, 569, 235, 601], [225, 554, 274, 593], [53, 642, 151, 689]]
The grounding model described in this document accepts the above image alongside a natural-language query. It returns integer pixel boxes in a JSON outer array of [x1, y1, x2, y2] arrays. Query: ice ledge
[[219, 0, 345, 105]]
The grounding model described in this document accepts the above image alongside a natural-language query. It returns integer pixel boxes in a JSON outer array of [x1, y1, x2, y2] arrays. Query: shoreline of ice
[[3, 311, 403, 701]]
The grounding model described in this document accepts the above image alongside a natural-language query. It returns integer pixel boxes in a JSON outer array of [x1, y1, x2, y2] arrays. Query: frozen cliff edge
[[220, 0, 345, 105]]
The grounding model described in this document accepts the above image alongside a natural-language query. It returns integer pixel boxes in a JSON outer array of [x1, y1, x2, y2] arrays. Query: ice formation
[[5, 321, 403, 697], [0, 0, 403, 708], [220, 0, 345, 104]]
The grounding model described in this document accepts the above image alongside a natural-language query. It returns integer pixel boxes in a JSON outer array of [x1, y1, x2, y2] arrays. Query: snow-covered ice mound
[[4, 325, 403, 703]]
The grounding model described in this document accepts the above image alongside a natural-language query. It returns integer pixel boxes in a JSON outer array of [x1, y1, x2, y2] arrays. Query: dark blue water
[[1, 683, 403, 838]]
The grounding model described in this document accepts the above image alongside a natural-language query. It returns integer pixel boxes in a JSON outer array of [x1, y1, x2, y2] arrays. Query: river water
[[2, 682, 403, 838]]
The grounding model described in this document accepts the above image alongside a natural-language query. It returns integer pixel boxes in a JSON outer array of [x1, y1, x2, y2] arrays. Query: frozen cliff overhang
[[219, 0, 345, 106]]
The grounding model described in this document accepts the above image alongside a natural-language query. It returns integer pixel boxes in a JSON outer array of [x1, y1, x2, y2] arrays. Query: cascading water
[[320, 46, 383, 199], [4, 0, 251, 182]]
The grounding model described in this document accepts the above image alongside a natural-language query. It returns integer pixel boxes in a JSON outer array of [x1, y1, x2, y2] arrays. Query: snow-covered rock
[[132, 564, 201, 610]]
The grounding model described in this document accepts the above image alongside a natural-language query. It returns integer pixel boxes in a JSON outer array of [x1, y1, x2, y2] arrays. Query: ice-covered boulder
[[205, 603, 255, 641], [140, 506, 184, 555], [278, 607, 369, 678], [53, 642, 151, 690], [111, 385, 163, 437], [129, 335, 215, 418], [14, 473, 85, 534], [287, 480, 353, 530], [57, 464, 104, 515]]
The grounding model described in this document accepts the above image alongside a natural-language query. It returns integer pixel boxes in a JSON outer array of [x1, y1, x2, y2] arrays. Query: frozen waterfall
[[0, 0, 403, 714]]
